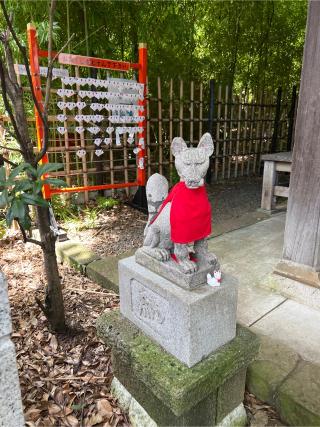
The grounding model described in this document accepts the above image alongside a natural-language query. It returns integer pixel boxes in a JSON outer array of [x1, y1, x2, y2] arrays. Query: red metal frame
[[27, 23, 147, 199]]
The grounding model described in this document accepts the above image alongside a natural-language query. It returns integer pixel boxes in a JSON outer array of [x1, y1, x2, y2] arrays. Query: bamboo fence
[[1, 75, 295, 194]]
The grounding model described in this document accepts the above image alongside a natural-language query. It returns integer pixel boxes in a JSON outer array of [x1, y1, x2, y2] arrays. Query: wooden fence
[[1, 76, 297, 193], [146, 79, 297, 183]]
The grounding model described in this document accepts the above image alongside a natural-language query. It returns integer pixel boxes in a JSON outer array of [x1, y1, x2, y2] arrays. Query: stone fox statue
[[143, 133, 217, 274]]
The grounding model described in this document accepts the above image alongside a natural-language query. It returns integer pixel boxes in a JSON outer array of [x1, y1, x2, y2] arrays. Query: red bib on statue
[[153, 182, 211, 244]]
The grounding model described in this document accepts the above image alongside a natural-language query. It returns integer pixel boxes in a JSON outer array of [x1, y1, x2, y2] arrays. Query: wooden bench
[[261, 152, 292, 212]]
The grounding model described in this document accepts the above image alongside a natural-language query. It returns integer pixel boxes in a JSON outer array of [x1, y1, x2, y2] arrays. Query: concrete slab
[[237, 285, 285, 327], [86, 249, 135, 292], [276, 361, 320, 426], [56, 240, 100, 272], [246, 335, 300, 405], [251, 299, 320, 364]]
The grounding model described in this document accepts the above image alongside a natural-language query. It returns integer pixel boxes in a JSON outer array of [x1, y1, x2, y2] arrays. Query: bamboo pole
[[75, 66, 89, 202], [235, 94, 242, 177], [228, 89, 234, 179], [253, 92, 263, 174], [179, 80, 184, 138], [190, 81, 194, 145], [222, 85, 228, 179], [199, 82, 203, 140], [146, 76, 151, 177], [247, 91, 255, 175], [242, 94, 248, 176], [61, 66, 71, 188], [169, 78, 173, 182], [215, 84, 222, 181], [157, 76, 163, 175]]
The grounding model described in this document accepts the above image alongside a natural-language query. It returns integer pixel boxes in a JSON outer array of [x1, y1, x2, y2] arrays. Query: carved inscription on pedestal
[[131, 279, 169, 338]]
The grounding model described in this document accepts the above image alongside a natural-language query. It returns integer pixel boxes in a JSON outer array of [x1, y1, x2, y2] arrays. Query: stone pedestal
[[97, 310, 259, 427], [119, 256, 237, 367]]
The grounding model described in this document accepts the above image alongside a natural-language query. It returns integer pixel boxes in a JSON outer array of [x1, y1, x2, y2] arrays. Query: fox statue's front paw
[[206, 252, 218, 266], [144, 247, 170, 262], [178, 259, 198, 274]]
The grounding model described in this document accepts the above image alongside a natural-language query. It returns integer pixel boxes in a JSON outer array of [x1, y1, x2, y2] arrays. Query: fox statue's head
[[171, 133, 214, 189]]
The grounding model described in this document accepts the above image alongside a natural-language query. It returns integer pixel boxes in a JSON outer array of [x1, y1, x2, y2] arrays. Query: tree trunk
[[36, 205, 66, 332]]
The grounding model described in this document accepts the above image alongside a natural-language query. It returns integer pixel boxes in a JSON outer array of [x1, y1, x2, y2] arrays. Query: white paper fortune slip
[[57, 114, 67, 122], [57, 126, 67, 135], [87, 126, 100, 135], [76, 149, 86, 158], [138, 157, 145, 169], [94, 138, 102, 146], [75, 126, 85, 134], [57, 88, 75, 98], [108, 116, 145, 124], [95, 149, 104, 157], [57, 101, 86, 110]]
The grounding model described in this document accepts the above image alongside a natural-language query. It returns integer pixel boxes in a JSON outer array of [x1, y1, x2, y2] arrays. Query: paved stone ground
[[208, 213, 320, 425]]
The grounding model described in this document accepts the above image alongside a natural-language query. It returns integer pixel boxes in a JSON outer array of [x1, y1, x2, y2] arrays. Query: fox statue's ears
[[171, 137, 187, 157], [198, 133, 214, 156], [171, 133, 214, 157]]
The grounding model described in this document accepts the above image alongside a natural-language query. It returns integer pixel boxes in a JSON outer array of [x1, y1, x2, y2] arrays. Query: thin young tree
[[0, 0, 69, 332]]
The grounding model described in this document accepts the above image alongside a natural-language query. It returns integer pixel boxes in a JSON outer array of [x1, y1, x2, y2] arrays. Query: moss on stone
[[275, 361, 320, 426], [97, 309, 259, 416], [56, 240, 99, 272]]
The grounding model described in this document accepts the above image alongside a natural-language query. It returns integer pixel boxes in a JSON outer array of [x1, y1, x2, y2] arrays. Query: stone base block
[[111, 377, 247, 427], [119, 256, 237, 367], [135, 247, 220, 290], [96, 310, 259, 426], [0, 339, 25, 427]]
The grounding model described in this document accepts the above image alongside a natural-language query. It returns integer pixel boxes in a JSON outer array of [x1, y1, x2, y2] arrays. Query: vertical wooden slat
[[214, 84, 222, 181], [61, 66, 71, 188], [169, 78, 173, 181], [75, 66, 89, 202], [199, 82, 203, 140], [235, 95, 242, 177], [146, 76, 151, 177], [179, 80, 184, 138], [190, 81, 194, 145], [157, 76, 163, 175], [242, 94, 248, 176], [123, 134, 129, 197], [227, 88, 234, 179], [259, 92, 267, 172], [222, 85, 228, 179], [247, 91, 255, 176], [253, 92, 263, 174]]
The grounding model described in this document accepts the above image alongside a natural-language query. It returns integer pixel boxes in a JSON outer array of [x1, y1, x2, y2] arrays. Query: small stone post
[[0, 272, 25, 427]]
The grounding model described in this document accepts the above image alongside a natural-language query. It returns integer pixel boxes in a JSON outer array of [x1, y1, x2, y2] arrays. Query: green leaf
[[14, 180, 34, 192], [42, 177, 67, 188], [9, 163, 29, 179], [6, 208, 15, 227], [33, 180, 44, 194], [11, 199, 25, 219], [0, 166, 6, 184], [37, 163, 64, 177], [18, 214, 32, 230], [21, 193, 48, 207], [0, 189, 8, 207]]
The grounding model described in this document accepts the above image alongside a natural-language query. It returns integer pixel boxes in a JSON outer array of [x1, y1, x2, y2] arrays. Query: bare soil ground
[[1, 234, 129, 427]]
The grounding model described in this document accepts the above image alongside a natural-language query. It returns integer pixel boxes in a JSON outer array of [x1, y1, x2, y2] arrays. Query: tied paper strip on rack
[[61, 76, 144, 94], [115, 127, 141, 146]]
